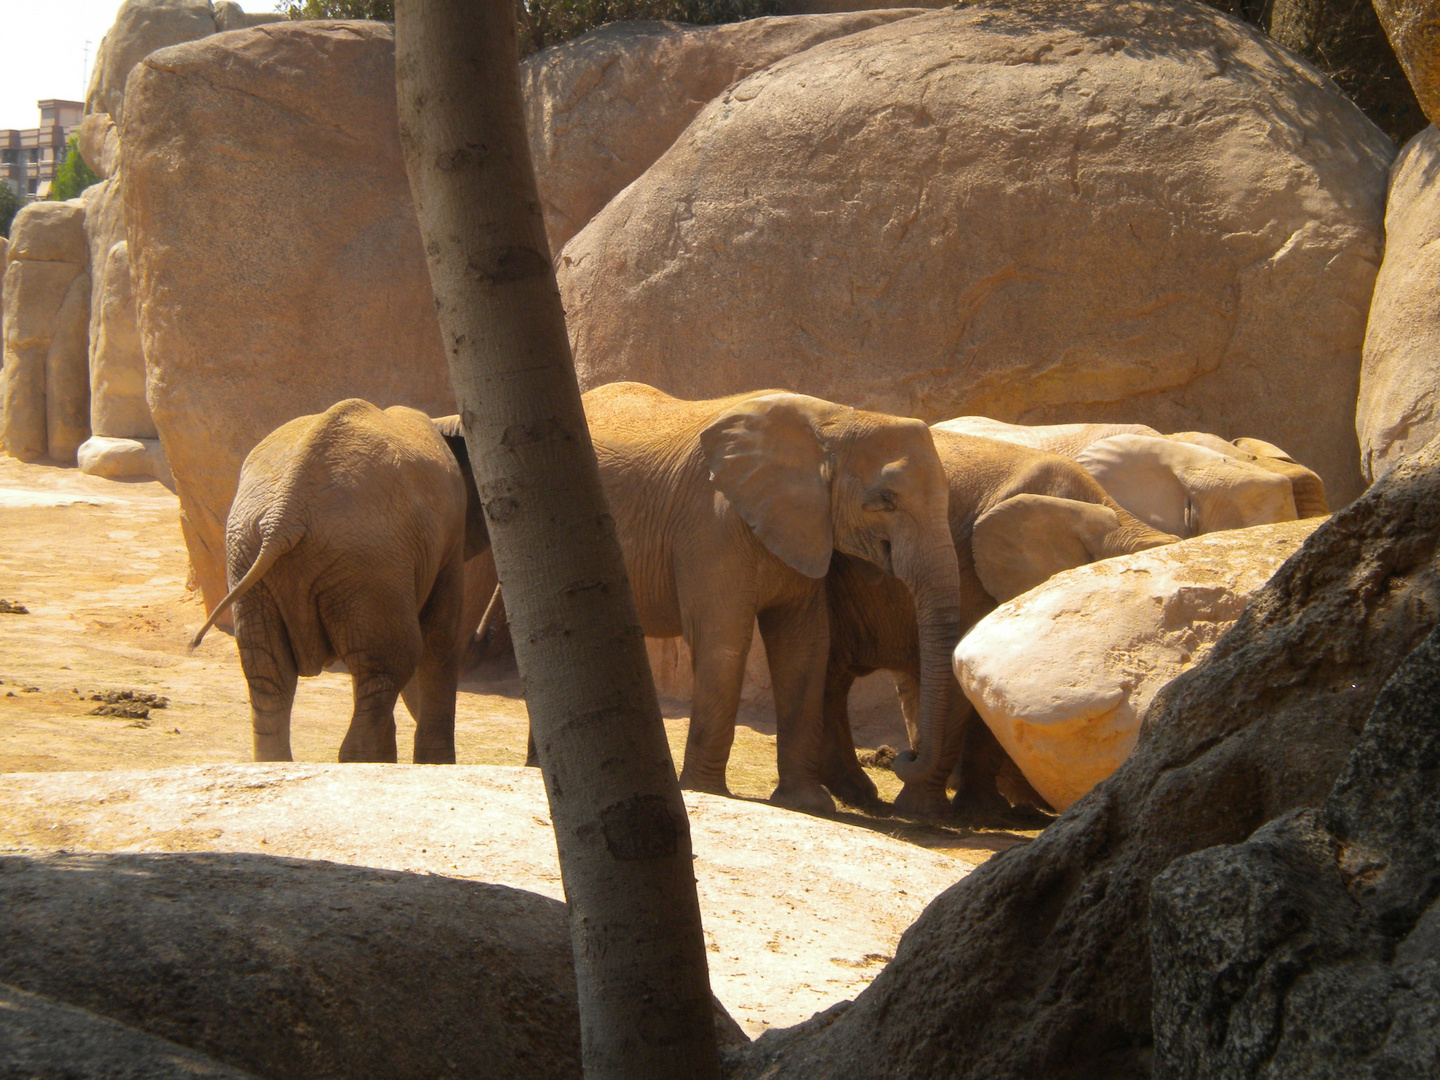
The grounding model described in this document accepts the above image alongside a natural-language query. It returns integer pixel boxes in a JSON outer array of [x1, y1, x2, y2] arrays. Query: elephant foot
[[769, 782, 836, 817], [892, 783, 950, 818], [679, 770, 733, 798], [822, 768, 884, 813], [413, 746, 456, 765], [251, 734, 293, 762]]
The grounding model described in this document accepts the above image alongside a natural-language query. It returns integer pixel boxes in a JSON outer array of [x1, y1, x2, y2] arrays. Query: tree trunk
[[393, 4, 720, 1077]]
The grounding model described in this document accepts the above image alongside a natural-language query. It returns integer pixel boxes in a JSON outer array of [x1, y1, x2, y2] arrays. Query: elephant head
[[1075, 434, 1297, 537], [700, 393, 963, 795], [1169, 431, 1329, 519], [971, 494, 1178, 603], [432, 415, 491, 560]]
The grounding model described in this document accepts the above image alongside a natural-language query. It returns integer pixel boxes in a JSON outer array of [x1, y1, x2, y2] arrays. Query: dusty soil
[[0, 455, 1036, 867]]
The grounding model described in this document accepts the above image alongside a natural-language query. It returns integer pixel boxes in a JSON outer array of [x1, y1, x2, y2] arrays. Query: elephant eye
[[867, 489, 899, 512]]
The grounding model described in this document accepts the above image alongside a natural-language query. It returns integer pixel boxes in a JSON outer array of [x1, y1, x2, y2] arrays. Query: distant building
[[1, 100, 85, 200]]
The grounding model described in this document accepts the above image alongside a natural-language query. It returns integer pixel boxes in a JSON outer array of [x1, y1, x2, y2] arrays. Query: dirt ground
[[0, 455, 1038, 865]]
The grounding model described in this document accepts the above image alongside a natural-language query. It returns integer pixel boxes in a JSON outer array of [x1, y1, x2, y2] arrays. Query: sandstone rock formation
[[0, 982, 261, 1080], [1151, 624, 1440, 1078], [522, 10, 922, 254], [0, 764, 968, 1035], [86, 0, 220, 125], [1, 200, 90, 462], [559, 0, 1393, 506], [956, 520, 1319, 812], [87, 240, 154, 441], [730, 436, 1440, 1079], [123, 21, 457, 610], [1373, 0, 1440, 126], [1359, 124, 1440, 482], [77, 112, 120, 180], [0, 851, 593, 1080]]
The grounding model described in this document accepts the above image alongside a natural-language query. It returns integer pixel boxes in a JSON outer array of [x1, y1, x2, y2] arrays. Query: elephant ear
[[701, 394, 834, 578], [972, 494, 1121, 603]]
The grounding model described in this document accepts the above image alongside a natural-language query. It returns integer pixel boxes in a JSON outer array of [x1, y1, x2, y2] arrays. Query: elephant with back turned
[[191, 399, 490, 764], [820, 429, 1180, 817], [575, 382, 963, 816]]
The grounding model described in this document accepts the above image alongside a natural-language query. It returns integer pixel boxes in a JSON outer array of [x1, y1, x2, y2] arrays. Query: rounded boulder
[[559, 0, 1394, 506]]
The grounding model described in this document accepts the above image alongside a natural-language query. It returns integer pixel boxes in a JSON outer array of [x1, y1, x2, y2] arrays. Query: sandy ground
[[0, 455, 1036, 865]]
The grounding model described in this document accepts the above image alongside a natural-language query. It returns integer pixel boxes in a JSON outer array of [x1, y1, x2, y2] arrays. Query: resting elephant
[[1074, 434, 1297, 536], [819, 429, 1179, 816], [190, 399, 490, 763], [577, 382, 962, 816], [934, 417, 1326, 534]]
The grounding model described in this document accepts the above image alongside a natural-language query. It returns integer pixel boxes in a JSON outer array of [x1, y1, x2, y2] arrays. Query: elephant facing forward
[[191, 399, 489, 764], [820, 429, 1179, 817], [578, 382, 963, 816]]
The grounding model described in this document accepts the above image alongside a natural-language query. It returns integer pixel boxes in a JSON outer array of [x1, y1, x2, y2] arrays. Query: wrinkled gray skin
[[821, 430, 1178, 817], [576, 382, 963, 816], [191, 399, 489, 764]]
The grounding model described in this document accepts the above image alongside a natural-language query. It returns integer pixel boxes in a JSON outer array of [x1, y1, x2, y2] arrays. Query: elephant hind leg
[[234, 586, 298, 762], [817, 662, 881, 810], [758, 587, 835, 817], [324, 590, 421, 764], [677, 605, 756, 797], [408, 559, 465, 764]]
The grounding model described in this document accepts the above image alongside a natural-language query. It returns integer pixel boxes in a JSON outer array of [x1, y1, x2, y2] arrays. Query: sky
[[0, 0, 205, 130]]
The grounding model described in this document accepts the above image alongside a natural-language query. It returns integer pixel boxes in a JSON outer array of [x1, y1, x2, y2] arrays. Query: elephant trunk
[[891, 541, 965, 792]]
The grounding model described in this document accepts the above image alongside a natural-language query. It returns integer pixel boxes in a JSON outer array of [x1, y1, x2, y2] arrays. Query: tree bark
[[394, 4, 720, 1077]]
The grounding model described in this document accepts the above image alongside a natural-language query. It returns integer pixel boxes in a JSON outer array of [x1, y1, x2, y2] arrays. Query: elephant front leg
[[759, 588, 835, 816], [234, 589, 298, 762], [678, 610, 756, 797]]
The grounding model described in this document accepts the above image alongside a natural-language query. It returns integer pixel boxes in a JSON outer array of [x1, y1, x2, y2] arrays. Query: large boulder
[[0, 851, 591, 1080], [730, 436, 1440, 1079], [1151, 625, 1440, 1078], [85, 0, 218, 124], [88, 239, 155, 441], [522, 10, 923, 254], [558, 0, 1394, 507], [1, 200, 90, 463], [1372, 0, 1440, 127], [123, 22, 456, 610], [957, 519, 1319, 812], [1358, 124, 1440, 481], [0, 981, 261, 1080]]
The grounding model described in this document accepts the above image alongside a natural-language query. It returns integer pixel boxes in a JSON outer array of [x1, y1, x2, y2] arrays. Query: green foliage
[[277, 0, 394, 19], [0, 180, 20, 239], [48, 135, 99, 203], [517, 0, 782, 55]]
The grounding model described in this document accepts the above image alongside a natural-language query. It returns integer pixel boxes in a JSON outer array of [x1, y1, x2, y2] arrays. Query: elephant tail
[[188, 529, 302, 651]]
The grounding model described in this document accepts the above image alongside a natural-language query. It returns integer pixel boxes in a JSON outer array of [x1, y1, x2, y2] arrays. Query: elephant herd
[[191, 385, 1328, 819]]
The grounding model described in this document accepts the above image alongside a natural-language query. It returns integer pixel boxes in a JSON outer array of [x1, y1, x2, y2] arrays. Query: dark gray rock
[[1150, 624, 1440, 1079], [725, 437, 1440, 1079], [0, 980, 260, 1079], [0, 851, 582, 1080]]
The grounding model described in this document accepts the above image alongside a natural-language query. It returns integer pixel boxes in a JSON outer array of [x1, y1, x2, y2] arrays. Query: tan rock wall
[[85, 0, 218, 124], [1358, 124, 1440, 481], [558, 0, 1394, 507], [1, 202, 90, 463]]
